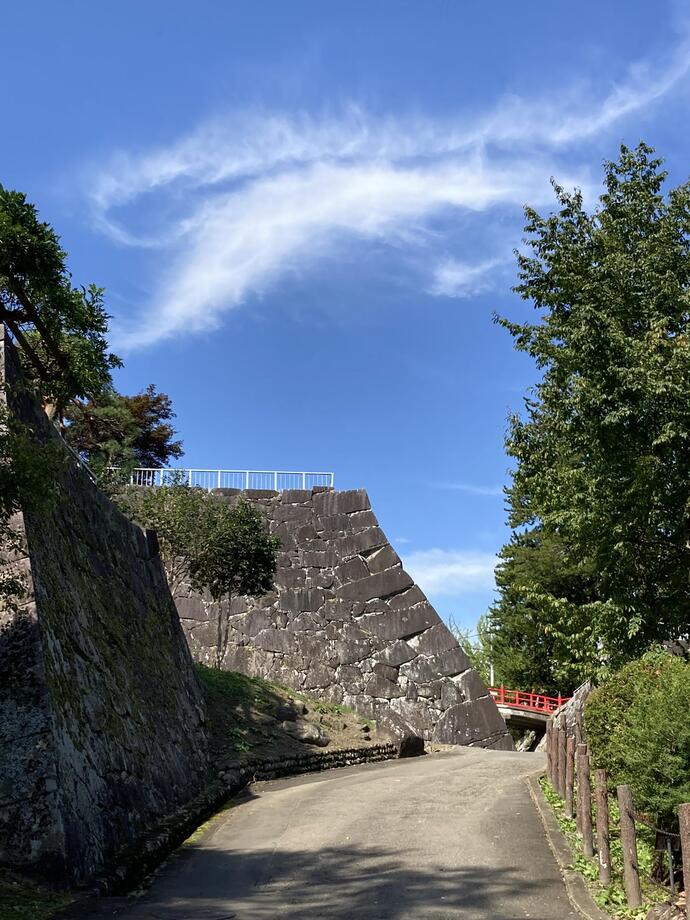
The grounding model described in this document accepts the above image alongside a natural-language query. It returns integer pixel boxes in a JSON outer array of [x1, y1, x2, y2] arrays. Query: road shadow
[[82, 839, 568, 920]]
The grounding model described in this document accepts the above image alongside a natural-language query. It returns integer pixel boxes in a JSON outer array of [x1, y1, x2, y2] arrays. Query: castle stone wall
[[0, 328, 209, 885], [177, 487, 512, 749]]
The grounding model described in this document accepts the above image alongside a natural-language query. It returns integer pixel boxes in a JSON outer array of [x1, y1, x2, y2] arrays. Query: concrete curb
[[527, 774, 610, 920]]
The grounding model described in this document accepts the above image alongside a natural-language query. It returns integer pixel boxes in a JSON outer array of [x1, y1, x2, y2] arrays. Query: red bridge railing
[[489, 686, 569, 714]]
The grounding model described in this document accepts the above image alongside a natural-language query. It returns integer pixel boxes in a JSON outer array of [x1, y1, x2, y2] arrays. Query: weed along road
[[93, 747, 577, 920]]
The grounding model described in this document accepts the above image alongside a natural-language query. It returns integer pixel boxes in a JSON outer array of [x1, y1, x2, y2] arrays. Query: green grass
[[195, 663, 279, 710], [272, 683, 373, 723], [0, 870, 73, 920], [540, 777, 668, 919]]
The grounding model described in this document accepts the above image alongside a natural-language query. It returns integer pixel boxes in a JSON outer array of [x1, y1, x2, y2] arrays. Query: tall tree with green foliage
[[493, 143, 690, 687], [0, 185, 120, 419]]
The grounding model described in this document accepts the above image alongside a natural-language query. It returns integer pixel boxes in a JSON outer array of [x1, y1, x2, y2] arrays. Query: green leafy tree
[[494, 143, 690, 681], [0, 185, 120, 419], [585, 649, 690, 831], [117, 486, 280, 667], [489, 527, 599, 693], [64, 384, 183, 478]]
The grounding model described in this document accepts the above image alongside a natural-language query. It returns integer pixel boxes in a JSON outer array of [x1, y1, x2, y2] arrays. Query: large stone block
[[358, 605, 437, 640], [337, 566, 413, 603], [365, 673, 406, 699], [314, 489, 370, 516], [409, 623, 458, 657], [332, 526, 388, 559], [432, 696, 508, 745], [278, 588, 325, 614], [366, 544, 400, 574], [373, 639, 416, 666]]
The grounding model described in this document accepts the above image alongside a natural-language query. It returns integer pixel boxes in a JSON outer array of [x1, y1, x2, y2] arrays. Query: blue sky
[[4, 1, 690, 629]]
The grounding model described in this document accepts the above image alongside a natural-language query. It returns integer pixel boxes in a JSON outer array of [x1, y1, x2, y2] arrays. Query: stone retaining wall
[[0, 327, 209, 885], [177, 487, 512, 750]]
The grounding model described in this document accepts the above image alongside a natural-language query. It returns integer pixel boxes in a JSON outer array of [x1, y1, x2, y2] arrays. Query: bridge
[[488, 687, 569, 733], [129, 468, 335, 491]]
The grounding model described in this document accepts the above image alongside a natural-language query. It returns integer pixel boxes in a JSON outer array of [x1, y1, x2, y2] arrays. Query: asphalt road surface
[[95, 748, 577, 920]]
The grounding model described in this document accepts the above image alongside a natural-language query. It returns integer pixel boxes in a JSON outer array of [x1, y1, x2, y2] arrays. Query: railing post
[[565, 736, 575, 818], [499, 685, 505, 704], [617, 784, 641, 908], [245, 470, 249, 490], [217, 469, 221, 489], [595, 769, 611, 885], [678, 804, 690, 919], [274, 471, 278, 491], [188, 469, 192, 487]]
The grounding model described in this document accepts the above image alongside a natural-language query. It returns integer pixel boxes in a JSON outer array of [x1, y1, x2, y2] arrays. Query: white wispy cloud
[[85, 31, 690, 349], [403, 549, 497, 596], [429, 258, 507, 298], [431, 481, 504, 497]]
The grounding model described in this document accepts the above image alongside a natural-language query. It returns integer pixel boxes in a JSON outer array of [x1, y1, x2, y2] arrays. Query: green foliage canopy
[[64, 384, 183, 477], [585, 650, 690, 830], [492, 144, 690, 687], [0, 185, 120, 417]]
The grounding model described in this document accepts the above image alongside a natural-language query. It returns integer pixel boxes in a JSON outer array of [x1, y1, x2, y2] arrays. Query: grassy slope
[[195, 663, 380, 767]]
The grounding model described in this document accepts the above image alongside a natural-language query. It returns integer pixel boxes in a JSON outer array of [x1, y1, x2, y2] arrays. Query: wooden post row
[[617, 784, 642, 909], [577, 743, 594, 858], [678, 803, 690, 920], [595, 769, 611, 886]]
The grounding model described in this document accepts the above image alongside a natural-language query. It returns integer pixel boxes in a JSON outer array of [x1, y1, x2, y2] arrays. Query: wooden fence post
[[577, 743, 593, 857], [617, 784, 642, 908], [595, 769, 611, 885], [552, 724, 561, 794], [546, 722, 553, 786], [558, 717, 567, 799], [575, 707, 583, 748], [565, 736, 575, 819], [678, 803, 690, 920]]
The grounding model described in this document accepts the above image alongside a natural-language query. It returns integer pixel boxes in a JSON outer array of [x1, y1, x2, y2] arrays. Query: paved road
[[99, 748, 577, 920]]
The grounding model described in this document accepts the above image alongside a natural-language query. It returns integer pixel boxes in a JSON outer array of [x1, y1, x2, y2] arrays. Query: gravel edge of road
[[527, 774, 611, 920]]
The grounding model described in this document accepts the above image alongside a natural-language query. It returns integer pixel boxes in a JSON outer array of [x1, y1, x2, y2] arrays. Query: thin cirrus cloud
[[432, 481, 504, 497], [429, 258, 509, 298], [85, 31, 690, 350], [402, 549, 498, 597]]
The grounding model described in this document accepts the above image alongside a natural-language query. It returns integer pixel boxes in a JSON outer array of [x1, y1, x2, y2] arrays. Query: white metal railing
[[129, 468, 334, 491]]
